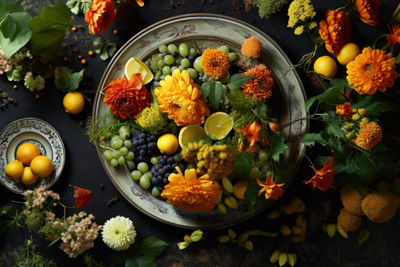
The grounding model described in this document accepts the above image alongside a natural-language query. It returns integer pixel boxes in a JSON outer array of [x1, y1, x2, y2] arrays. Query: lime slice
[[124, 57, 154, 84], [178, 125, 207, 148], [204, 112, 233, 140]]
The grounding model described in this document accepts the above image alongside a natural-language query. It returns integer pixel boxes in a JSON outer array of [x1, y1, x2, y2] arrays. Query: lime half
[[124, 57, 154, 84], [204, 112, 233, 140]]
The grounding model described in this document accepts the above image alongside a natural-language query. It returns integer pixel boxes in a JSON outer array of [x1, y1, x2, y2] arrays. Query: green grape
[[167, 44, 178, 53], [130, 170, 141, 181], [159, 44, 168, 53], [110, 158, 118, 167], [159, 75, 166, 80], [155, 53, 163, 60], [123, 140, 132, 148], [218, 45, 230, 54], [187, 68, 198, 79], [119, 126, 130, 139], [178, 66, 184, 71], [103, 150, 112, 162], [173, 154, 181, 162], [178, 43, 189, 57], [181, 58, 190, 68], [119, 146, 129, 156], [162, 66, 171, 75], [111, 135, 123, 149], [157, 59, 165, 68], [163, 55, 175, 65], [228, 52, 238, 61], [190, 48, 197, 56], [150, 156, 159, 165], [259, 151, 268, 162], [171, 66, 178, 72], [126, 160, 136, 170], [137, 162, 149, 173], [126, 151, 135, 160], [152, 187, 161, 197], [139, 175, 151, 189], [118, 156, 125, 165], [249, 167, 263, 179], [143, 171, 153, 179], [175, 57, 182, 65], [193, 56, 204, 73], [111, 150, 121, 159]]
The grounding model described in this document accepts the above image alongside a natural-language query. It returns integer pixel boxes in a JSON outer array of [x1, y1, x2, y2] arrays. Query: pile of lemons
[[5, 143, 53, 185]]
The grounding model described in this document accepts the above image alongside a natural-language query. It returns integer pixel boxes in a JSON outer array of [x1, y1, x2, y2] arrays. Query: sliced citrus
[[124, 57, 154, 84], [178, 125, 207, 147], [204, 112, 233, 140]]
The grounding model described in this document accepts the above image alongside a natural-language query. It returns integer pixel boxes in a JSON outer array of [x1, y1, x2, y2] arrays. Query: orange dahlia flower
[[103, 74, 150, 119], [242, 64, 274, 101], [200, 48, 230, 79], [354, 122, 382, 149], [318, 9, 352, 56], [241, 36, 262, 59], [161, 167, 221, 211], [356, 0, 380, 26], [304, 157, 336, 191], [155, 69, 209, 126], [346, 47, 397, 95], [336, 102, 353, 119], [256, 177, 284, 200], [237, 121, 261, 147], [85, 0, 115, 35], [387, 24, 400, 46]]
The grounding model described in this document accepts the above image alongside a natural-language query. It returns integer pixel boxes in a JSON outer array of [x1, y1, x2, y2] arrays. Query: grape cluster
[[132, 131, 159, 164], [150, 155, 181, 192], [103, 126, 136, 169]]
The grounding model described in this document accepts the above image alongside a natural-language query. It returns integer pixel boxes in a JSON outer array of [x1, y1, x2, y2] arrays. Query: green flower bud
[[177, 241, 189, 250], [270, 250, 280, 263], [217, 235, 230, 243], [279, 252, 288, 267], [183, 235, 192, 244], [244, 240, 253, 251], [228, 229, 236, 240], [190, 230, 203, 242]]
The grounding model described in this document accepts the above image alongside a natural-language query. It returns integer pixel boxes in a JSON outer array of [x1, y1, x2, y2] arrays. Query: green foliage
[[301, 133, 327, 147], [226, 89, 256, 129], [14, 238, 57, 267], [233, 153, 252, 180], [93, 37, 116, 61], [269, 134, 288, 162], [125, 236, 169, 267], [25, 209, 45, 231], [0, 205, 10, 236], [253, 0, 288, 19], [353, 94, 399, 117], [306, 87, 345, 111], [0, 0, 31, 58], [7, 65, 25, 81], [244, 179, 258, 213], [28, 1, 71, 60], [83, 253, 105, 267], [54, 66, 85, 92], [227, 73, 253, 90], [200, 81, 226, 109], [66, 0, 92, 15]]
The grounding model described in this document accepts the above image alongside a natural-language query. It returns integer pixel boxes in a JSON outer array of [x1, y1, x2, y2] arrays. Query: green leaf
[[29, 1, 71, 59], [353, 95, 399, 116], [326, 120, 345, 138], [0, 15, 17, 39], [244, 179, 257, 213], [269, 134, 288, 162], [54, 66, 85, 92], [93, 37, 116, 61], [66, 0, 92, 15], [228, 73, 253, 90], [254, 102, 269, 123], [324, 77, 349, 91], [200, 81, 211, 98], [125, 236, 169, 267], [70, 69, 85, 90], [233, 153, 252, 180], [209, 81, 223, 108], [301, 133, 327, 146], [305, 87, 345, 111]]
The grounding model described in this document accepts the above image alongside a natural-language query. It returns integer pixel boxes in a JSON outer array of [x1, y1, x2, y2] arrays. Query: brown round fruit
[[337, 208, 361, 232], [340, 184, 364, 216]]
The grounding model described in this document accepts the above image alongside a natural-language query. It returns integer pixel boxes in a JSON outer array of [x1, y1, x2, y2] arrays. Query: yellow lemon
[[204, 112, 233, 140], [313, 56, 337, 78], [63, 91, 85, 115], [30, 155, 53, 178], [5, 160, 24, 179], [178, 125, 207, 148], [124, 57, 154, 84], [337, 43, 361, 65], [20, 167, 38, 185], [233, 180, 249, 200], [16, 143, 41, 165], [157, 133, 179, 155]]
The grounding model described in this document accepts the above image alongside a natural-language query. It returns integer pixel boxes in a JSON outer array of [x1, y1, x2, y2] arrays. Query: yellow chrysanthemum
[[200, 48, 230, 79], [288, 0, 316, 28], [354, 122, 382, 149], [161, 167, 221, 211], [346, 47, 397, 95], [154, 69, 210, 126]]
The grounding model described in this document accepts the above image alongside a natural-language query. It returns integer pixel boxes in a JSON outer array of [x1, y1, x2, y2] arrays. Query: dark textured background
[[1, 0, 400, 266]]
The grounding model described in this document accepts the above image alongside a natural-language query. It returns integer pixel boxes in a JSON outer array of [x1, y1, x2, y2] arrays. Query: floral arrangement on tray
[[88, 36, 290, 213]]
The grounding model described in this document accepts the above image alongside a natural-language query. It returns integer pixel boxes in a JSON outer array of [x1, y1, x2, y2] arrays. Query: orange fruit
[[63, 91, 85, 115], [20, 167, 38, 185], [16, 143, 41, 165], [30, 156, 53, 177], [313, 56, 337, 78], [157, 133, 179, 155], [337, 43, 361, 65], [5, 160, 24, 179]]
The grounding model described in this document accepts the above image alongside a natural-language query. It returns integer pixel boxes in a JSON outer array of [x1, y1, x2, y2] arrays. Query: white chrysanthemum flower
[[102, 216, 136, 251]]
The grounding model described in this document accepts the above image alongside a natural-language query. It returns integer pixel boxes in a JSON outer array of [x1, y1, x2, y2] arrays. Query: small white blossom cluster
[[59, 211, 101, 258], [24, 72, 45, 92], [23, 186, 60, 210], [102, 216, 137, 251], [0, 48, 11, 74]]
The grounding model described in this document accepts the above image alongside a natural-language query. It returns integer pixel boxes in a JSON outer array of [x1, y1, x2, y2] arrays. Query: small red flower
[[237, 121, 261, 147], [336, 102, 353, 119], [303, 157, 336, 191], [256, 177, 284, 200], [69, 185, 92, 208]]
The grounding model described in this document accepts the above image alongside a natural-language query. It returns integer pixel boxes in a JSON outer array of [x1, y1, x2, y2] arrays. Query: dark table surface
[[1, 0, 400, 266]]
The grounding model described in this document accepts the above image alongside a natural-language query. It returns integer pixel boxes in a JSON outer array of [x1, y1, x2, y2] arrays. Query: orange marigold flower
[[85, 0, 115, 35], [242, 64, 274, 101], [304, 157, 336, 191], [155, 69, 209, 126], [136, 0, 145, 7], [356, 0, 380, 26], [256, 177, 284, 200], [346, 47, 397, 95], [241, 36, 262, 58], [237, 121, 261, 147], [161, 167, 221, 211], [387, 24, 400, 46], [354, 122, 382, 149], [200, 48, 230, 79], [336, 102, 353, 119], [318, 9, 352, 56], [103, 74, 150, 119]]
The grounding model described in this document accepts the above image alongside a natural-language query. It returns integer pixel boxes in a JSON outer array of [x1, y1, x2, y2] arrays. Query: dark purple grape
[[188, 55, 195, 61], [171, 51, 178, 57], [167, 157, 174, 164], [163, 178, 168, 184], [159, 158, 165, 165], [151, 177, 158, 185]]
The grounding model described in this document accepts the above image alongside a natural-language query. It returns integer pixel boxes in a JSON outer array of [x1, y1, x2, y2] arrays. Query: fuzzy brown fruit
[[337, 208, 362, 232], [361, 192, 400, 223], [340, 184, 364, 216]]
